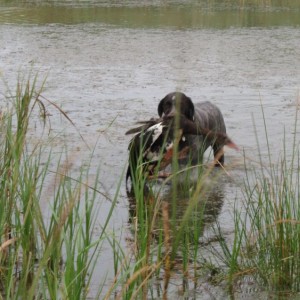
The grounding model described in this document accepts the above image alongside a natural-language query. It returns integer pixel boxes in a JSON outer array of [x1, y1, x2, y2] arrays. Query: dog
[[158, 92, 229, 166]]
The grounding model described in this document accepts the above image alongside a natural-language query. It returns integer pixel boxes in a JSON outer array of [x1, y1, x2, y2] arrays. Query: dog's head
[[158, 92, 195, 121]]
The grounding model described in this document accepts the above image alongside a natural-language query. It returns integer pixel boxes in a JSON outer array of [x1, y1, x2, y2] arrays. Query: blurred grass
[[0, 76, 116, 299]]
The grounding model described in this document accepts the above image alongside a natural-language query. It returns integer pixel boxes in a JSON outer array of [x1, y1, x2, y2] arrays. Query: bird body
[[126, 116, 189, 181]]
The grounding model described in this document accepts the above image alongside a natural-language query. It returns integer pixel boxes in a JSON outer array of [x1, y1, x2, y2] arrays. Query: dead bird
[[125, 114, 238, 183]]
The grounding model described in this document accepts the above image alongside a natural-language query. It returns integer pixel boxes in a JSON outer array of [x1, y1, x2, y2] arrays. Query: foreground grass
[[209, 110, 300, 296], [0, 77, 118, 299]]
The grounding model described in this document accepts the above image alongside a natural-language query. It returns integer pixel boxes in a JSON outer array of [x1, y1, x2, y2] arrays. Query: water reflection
[[127, 169, 225, 241], [126, 171, 225, 298], [0, 1, 300, 27]]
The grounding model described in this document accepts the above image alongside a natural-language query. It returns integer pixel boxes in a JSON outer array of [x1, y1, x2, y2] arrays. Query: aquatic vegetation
[[0, 76, 115, 299], [209, 109, 300, 296]]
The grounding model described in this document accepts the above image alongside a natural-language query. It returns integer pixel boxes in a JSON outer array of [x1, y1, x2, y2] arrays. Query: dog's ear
[[157, 97, 165, 117], [185, 96, 195, 121]]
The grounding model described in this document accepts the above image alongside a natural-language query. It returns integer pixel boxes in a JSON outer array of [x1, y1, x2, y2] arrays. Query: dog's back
[[185, 101, 226, 163], [194, 102, 226, 133]]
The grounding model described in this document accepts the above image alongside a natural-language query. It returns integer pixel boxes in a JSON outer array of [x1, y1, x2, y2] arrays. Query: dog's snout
[[163, 101, 176, 116], [165, 108, 176, 117]]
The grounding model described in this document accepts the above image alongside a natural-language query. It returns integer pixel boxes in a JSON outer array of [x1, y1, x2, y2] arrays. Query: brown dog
[[158, 92, 229, 166]]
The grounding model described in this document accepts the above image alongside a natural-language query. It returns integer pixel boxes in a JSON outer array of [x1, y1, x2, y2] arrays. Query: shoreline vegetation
[[0, 77, 299, 299]]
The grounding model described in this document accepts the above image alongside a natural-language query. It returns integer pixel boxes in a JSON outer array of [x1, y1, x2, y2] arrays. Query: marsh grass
[[0, 76, 116, 299], [209, 108, 300, 295]]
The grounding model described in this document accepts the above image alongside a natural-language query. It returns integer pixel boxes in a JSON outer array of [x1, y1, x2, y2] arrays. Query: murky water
[[1, 1, 300, 298]]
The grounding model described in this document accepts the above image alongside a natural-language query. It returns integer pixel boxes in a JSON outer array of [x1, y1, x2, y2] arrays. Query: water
[[0, 1, 300, 298]]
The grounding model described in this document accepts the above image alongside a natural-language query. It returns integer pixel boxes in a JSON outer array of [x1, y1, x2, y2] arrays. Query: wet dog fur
[[158, 92, 227, 165]]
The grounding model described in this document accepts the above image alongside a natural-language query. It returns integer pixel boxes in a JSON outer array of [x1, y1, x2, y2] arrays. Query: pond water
[[1, 1, 300, 299]]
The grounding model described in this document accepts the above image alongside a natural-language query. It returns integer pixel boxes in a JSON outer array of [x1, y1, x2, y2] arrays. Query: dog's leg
[[213, 144, 224, 166], [148, 172, 172, 180]]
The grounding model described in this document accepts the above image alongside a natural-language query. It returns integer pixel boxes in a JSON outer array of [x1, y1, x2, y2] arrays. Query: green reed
[[0, 76, 114, 299], [210, 107, 300, 295]]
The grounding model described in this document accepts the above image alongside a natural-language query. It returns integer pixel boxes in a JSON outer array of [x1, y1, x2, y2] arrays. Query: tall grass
[[209, 109, 300, 296], [0, 76, 115, 299]]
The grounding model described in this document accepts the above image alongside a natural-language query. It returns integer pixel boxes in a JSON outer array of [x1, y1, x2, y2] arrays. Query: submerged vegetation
[[0, 76, 299, 299]]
